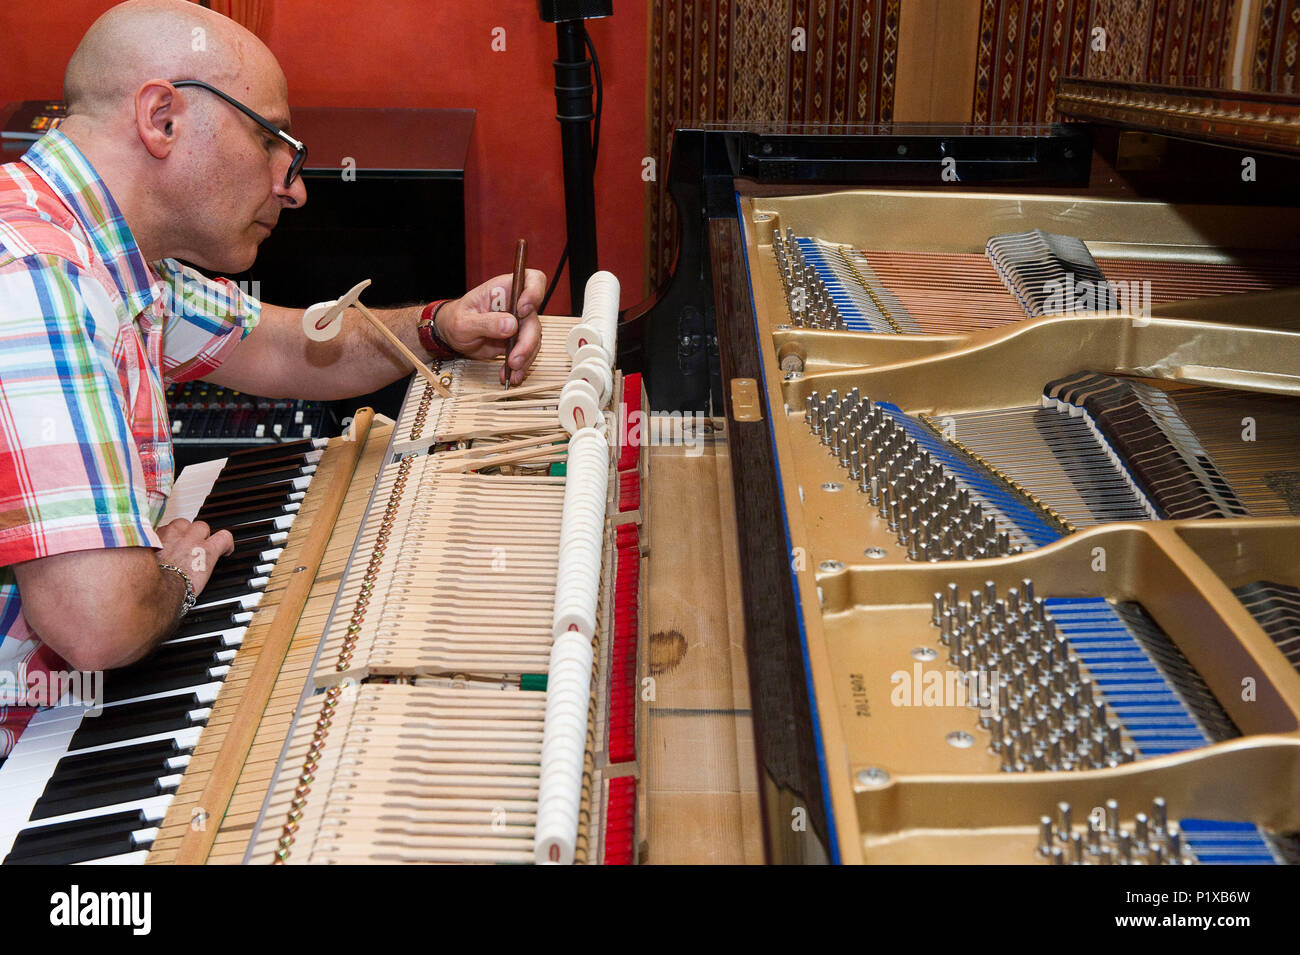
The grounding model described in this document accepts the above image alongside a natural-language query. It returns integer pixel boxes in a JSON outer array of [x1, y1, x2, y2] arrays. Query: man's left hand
[[435, 269, 547, 386]]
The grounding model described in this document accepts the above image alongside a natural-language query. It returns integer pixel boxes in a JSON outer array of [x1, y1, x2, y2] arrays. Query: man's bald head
[[55, 0, 304, 272], [64, 0, 281, 120]]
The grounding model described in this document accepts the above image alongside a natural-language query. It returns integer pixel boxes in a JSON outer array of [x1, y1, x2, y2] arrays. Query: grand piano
[[621, 78, 1300, 865]]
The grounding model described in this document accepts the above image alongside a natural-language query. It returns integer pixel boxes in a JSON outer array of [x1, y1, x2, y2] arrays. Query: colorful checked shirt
[[0, 130, 260, 709]]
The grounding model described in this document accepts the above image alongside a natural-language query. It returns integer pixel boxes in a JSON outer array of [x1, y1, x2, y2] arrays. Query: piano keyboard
[[0, 439, 329, 865]]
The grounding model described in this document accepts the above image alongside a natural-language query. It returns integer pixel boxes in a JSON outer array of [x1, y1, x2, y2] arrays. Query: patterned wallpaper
[[1253, 0, 1300, 92], [643, 0, 1299, 287], [645, 0, 900, 287]]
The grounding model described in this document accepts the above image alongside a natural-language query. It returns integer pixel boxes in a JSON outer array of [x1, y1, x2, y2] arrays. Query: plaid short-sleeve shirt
[[0, 131, 260, 701]]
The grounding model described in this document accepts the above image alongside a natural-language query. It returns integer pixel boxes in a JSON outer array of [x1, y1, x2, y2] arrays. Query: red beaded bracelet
[[418, 300, 461, 360]]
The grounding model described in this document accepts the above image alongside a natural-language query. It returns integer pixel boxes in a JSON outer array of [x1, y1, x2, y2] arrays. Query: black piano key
[[171, 613, 245, 641], [102, 663, 218, 705], [212, 465, 305, 493], [32, 768, 179, 820], [202, 559, 266, 587], [178, 599, 248, 629], [199, 500, 295, 528], [223, 438, 313, 464], [226, 520, 285, 545], [69, 695, 204, 750], [217, 452, 311, 479], [169, 605, 249, 634], [195, 580, 262, 605], [200, 485, 297, 509], [119, 635, 225, 668], [209, 506, 294, 532], [203, 478, 304, 508], [49, 739, 181, 785], [42, 757, 174, 798], [199, 573, 263, 598], [218, 543, 280, 567], [103, 658, 223, 705], [200, 483, 297, 510], [6, 810, 153, 865]]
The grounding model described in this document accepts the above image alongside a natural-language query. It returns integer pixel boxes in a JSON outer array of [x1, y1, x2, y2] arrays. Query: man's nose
[[274, 173, 307, 209]]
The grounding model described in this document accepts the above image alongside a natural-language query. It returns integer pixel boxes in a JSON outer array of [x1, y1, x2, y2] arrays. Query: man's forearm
[[15, 551, 192, 672], [277, 302, 429, 400], [207, 302, 432, 401], [107, 566, 191, 668], [206, 269, 544, 401]]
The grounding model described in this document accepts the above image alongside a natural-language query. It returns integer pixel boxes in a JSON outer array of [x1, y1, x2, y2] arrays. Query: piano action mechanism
[[0, 276, 650, 866]]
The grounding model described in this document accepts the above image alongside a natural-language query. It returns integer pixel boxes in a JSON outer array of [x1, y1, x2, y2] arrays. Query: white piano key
[[0, 721, 206, 767], [6, 793, 173, 840], [192, 590, 263, 613], [163, 626, 247, 649], [66, 726, 205, 761], [91, 680, 223, 710]]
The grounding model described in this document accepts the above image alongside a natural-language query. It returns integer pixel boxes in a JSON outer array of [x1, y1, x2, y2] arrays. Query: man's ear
[[135, 80, 181, 160]]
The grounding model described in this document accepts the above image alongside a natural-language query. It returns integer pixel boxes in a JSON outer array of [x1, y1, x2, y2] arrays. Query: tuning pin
[[1134, 812, 1149, 848], [1166, 823, 1182, 861], [1021, 578, 1035, 606], [1038, 817, 1054, 856], [1151, 797, 1167, 834], [1056, 801, 1072, 840], [1102, 800, 1123, 836], [1117, 830, 1133, 864]]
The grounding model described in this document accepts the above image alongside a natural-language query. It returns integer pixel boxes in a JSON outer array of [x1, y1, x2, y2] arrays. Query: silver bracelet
[[159, 563, 197, 618]]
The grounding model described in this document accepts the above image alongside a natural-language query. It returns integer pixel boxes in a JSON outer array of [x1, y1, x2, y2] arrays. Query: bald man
[[0, 0, 545, 686]]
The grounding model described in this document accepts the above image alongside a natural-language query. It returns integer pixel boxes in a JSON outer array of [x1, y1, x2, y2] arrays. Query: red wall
[[0, 1, 647, 314]]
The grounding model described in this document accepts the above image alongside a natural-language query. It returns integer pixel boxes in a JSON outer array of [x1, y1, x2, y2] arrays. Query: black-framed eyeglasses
[[171, 79, 307, 188]]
